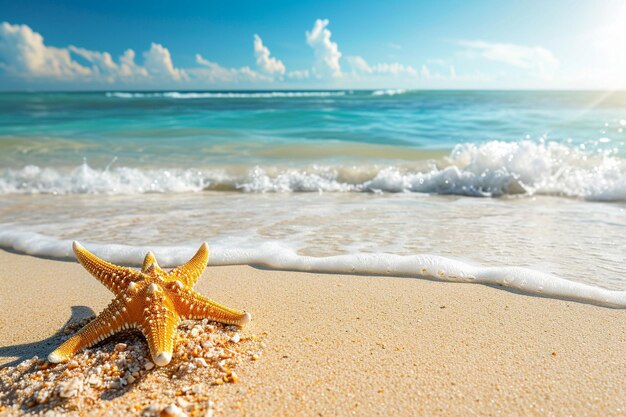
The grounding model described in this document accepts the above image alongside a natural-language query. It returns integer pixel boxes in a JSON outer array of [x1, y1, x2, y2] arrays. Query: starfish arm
[[73, 241, 145, 295], [142, 251, 164, 275], [170, 285, 251, 327], [48, 294, 133, 363], [140, 297, 180, 366], [165, 243, 209, 288]]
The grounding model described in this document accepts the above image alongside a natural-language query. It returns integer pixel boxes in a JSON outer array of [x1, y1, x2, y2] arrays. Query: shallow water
[[0, 90, 625, 305]]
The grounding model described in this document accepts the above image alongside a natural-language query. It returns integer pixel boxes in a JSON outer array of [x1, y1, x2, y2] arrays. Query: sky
[[1, 0, 626, 90]]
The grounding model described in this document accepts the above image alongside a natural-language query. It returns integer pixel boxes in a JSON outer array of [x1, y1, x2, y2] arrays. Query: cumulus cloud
[[253, 34, 285, 76], [1, 19, 463, 89], [0, 22, 90, 79], [194, 53, 267, 83], [143, 43, 187, 81], [458, 40, 559, 75], [68, 46, 119, 82], [0, 21, 190, 85], [305, 19, 342, 78], [345, 56, 371, 74], [118, 49, 148, 79]]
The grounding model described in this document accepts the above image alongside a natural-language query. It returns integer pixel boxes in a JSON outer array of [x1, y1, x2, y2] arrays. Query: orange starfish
[[48, 242, 251, 366]]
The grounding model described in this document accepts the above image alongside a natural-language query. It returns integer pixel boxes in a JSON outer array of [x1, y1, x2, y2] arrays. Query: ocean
[[0, 90, 624, 306]]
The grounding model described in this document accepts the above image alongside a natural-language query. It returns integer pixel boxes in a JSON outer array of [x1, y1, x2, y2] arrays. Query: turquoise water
[[0, 90, 625, 300], [0, 90, 624, 168], [0, 90, 624, 198]]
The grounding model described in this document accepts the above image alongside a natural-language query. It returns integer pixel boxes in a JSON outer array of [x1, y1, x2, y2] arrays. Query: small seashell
[[160, 403, 186, 417], [227, 371, 239, 383], [58, 377, 82, 398], [193, 357, 208, 368], [191, 384, 204, 395], [114, 343, 127, 352], [216, 360, 229, 373], [230, 333, 241, 343], [176, 397, 190, 409], [35, 389, 49, 404], [87, 374, 100, 385], [144, 361, 155, 371]]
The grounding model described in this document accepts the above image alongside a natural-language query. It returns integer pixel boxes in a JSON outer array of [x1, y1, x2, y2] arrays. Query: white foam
[[371, 89, 408, 96], [0, 229, 624, 308], [0, 141, 624, 200], [106, 91, 347, 99], [0, 163, 209, 194]]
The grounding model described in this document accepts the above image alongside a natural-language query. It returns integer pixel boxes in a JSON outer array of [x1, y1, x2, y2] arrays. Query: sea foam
[[0, 141, 624, 200], [371, 89, 408, 96], [106, 91, 347, 99], [0, 228, 624, 308]]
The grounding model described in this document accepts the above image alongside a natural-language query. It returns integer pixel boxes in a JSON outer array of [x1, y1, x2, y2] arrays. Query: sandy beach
[[0, 249, 624, 416], [3, 2, 626, 416]]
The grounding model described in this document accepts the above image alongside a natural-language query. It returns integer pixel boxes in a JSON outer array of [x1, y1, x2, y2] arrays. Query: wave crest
[[0, 164, 209, 194], [371, 89, 408, 96], [106, 91, 347, 99], [0, 140, 624, 200]]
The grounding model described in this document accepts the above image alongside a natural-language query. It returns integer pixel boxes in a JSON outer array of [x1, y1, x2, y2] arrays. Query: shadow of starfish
[[0, 306, 146, 414], [0, 305, 96, 368]]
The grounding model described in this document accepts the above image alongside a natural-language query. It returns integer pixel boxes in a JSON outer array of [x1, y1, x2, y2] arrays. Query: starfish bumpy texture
[[48, 242, 251, 367]]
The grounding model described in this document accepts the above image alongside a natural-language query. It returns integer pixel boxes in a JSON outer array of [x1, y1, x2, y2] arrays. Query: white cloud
[[194, 53, 267, 83], [0, 22, 90, 79], [305, 19, 342, 78], [253, 34, 285, 76], [69, 46, 116, 71], [4, 20, 556, 89], [346, 55, 418, 77], [68, 46, 119, 82], [0, 22, 189, 85], [0, 19, 453, 89], [143, 43, 187, 81], [118, 49, 148, 79], [458, 40, 559, 76], [371, 62, 417, 76], [194, 54, 241, 82], [345, 56, 372, 74]]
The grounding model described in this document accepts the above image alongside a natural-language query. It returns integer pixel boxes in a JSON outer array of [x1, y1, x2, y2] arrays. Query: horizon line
[[1, 88, 625, 94]]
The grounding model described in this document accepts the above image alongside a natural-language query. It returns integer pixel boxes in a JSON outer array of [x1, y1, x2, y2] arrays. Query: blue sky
[[1, 0, 625, 90]]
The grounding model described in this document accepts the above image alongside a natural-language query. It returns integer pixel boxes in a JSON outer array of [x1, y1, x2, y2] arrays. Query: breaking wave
[[0, 140, 624, 200], [371, 89, 408, 96]]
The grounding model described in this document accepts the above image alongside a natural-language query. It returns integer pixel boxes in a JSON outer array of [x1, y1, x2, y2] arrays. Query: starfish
[[48, 242, 251, 367]]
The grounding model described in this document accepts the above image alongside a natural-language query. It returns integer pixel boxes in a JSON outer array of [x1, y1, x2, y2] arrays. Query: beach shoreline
[[1, 249, 624, 416]]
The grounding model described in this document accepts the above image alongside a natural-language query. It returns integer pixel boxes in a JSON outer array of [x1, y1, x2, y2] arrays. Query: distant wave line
[[105, 91, 349, 99], [105, 90, 412, 99]]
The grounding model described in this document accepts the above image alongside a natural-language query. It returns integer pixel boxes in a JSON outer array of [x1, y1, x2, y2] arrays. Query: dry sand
[[0, 249, 624, 416]]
